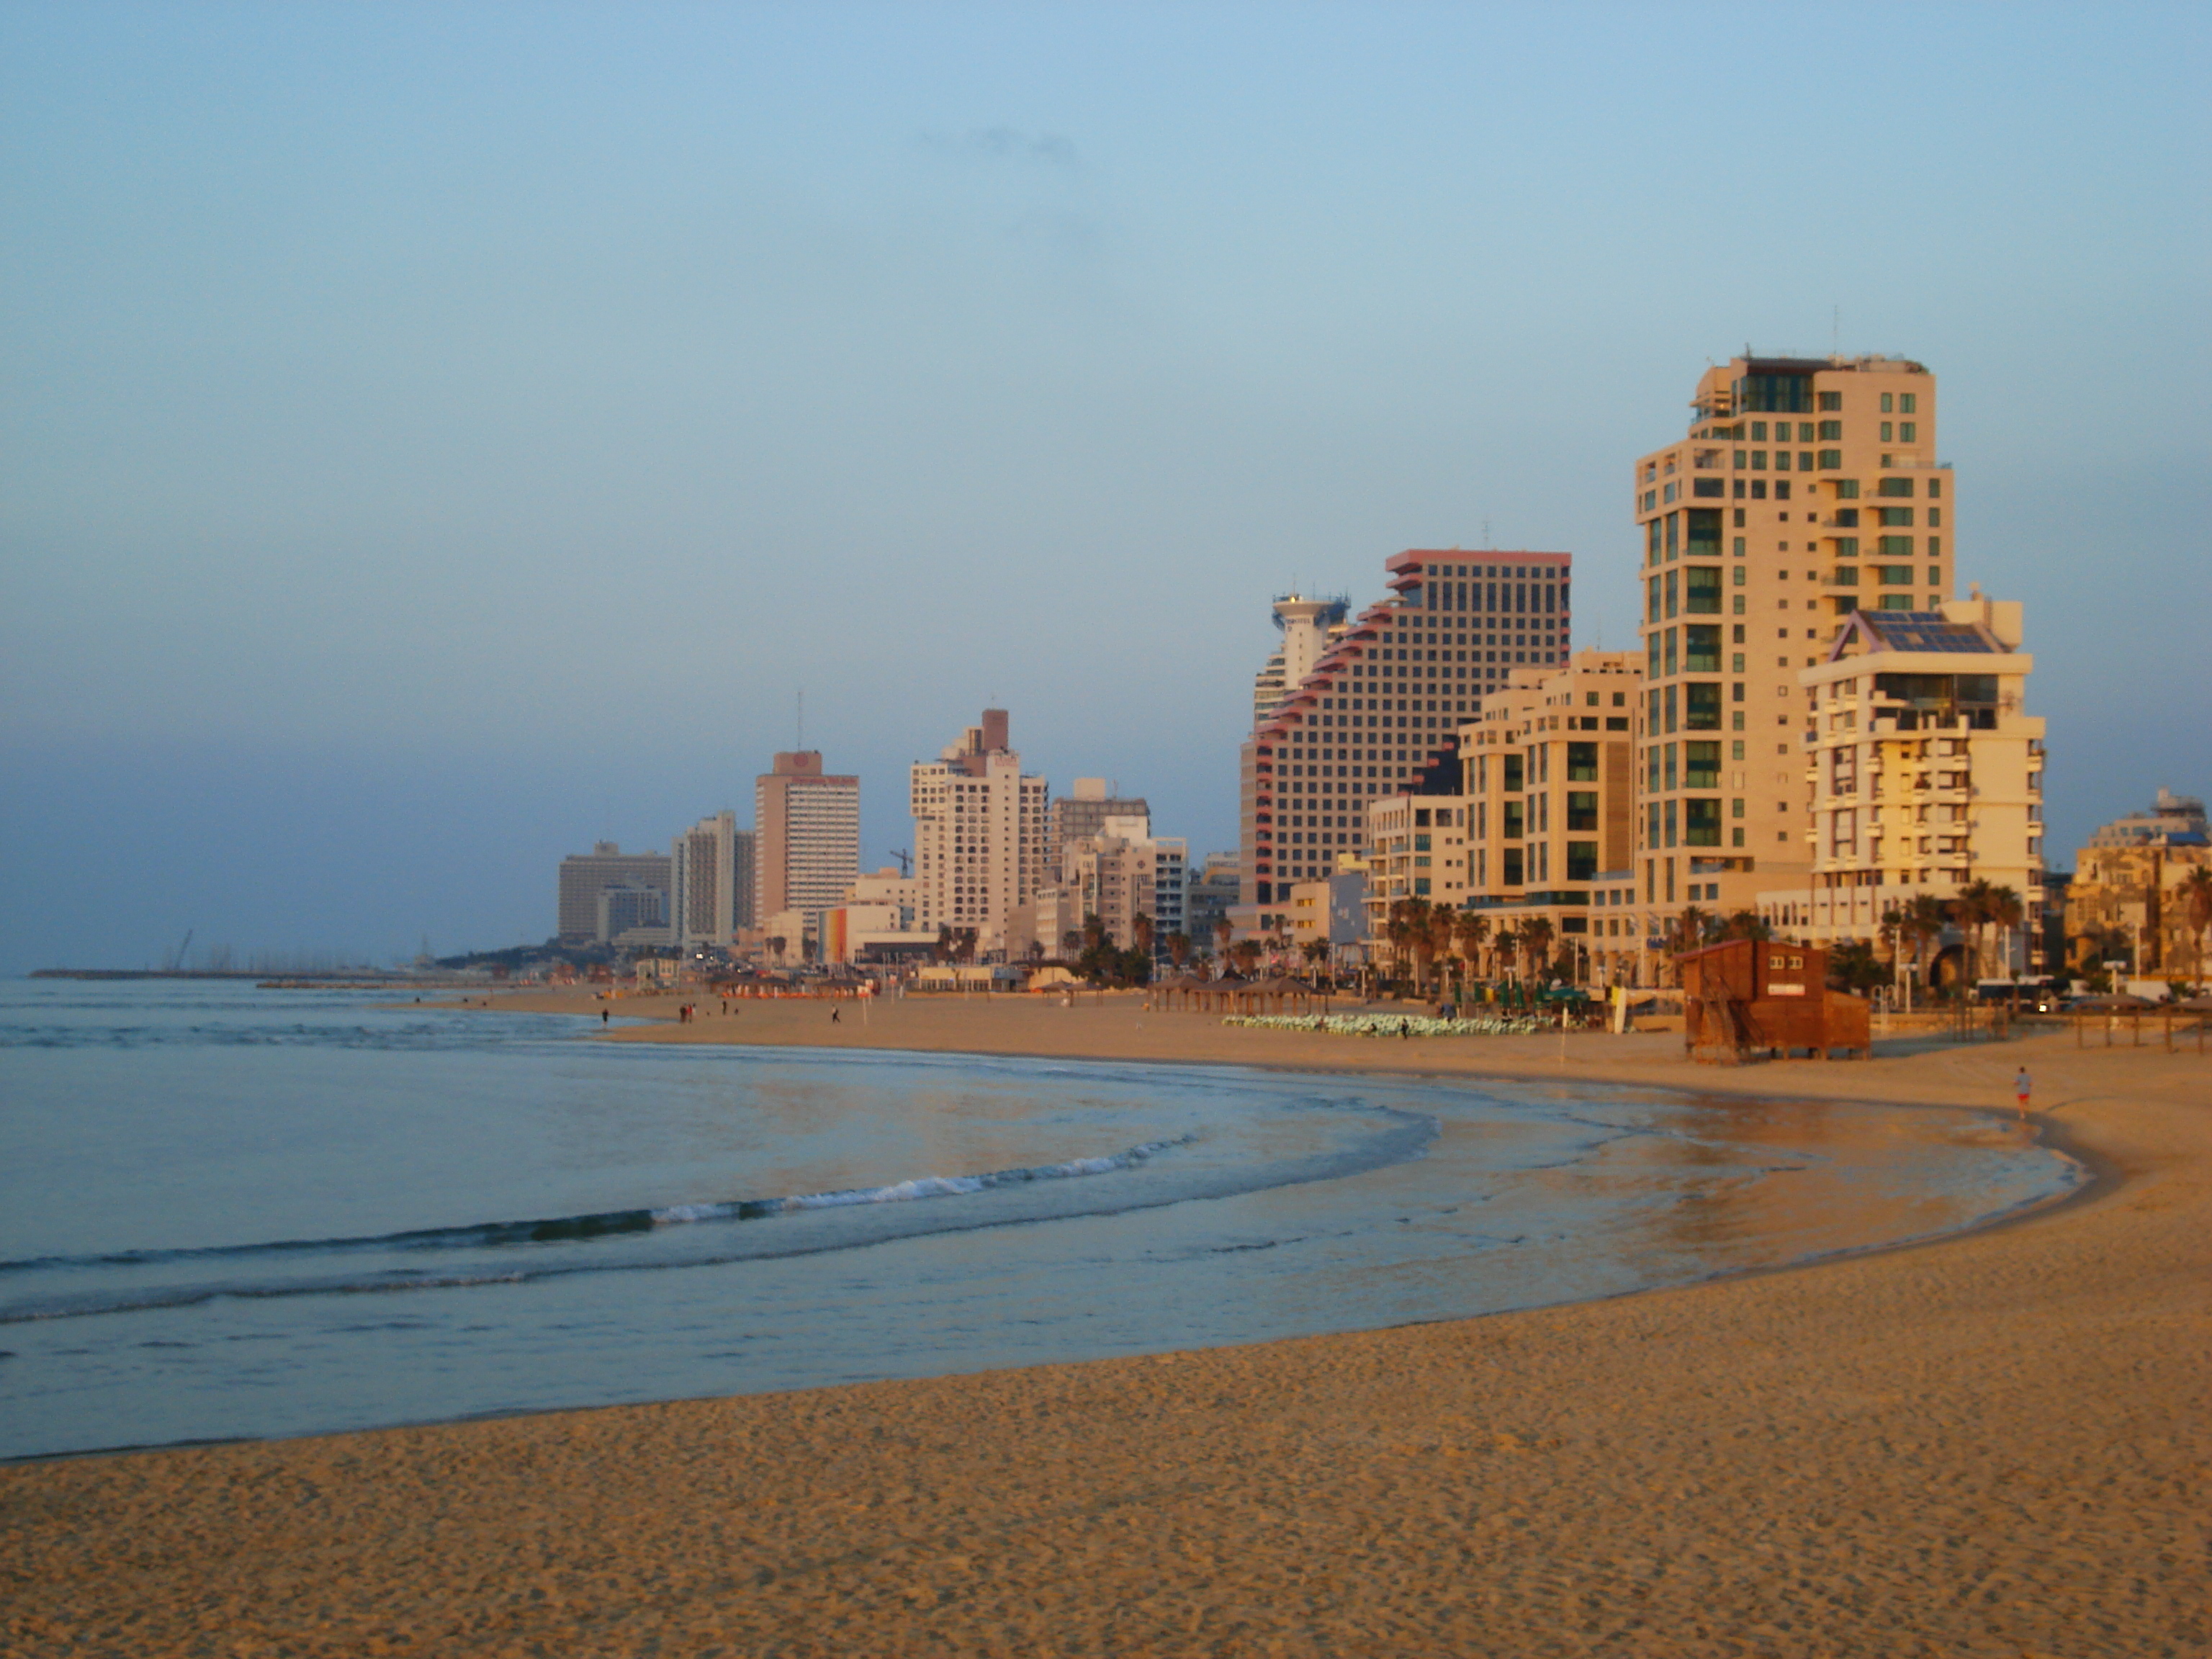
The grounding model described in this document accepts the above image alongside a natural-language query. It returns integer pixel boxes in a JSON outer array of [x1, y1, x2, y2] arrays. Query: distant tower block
[[754, 751, 860, 926]]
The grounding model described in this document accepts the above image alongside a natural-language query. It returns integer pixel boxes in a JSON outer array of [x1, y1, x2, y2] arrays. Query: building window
[[1566, 841, 1599, 881], [1877, 507, 1914, 527], [1683, 799, 1723, 847], [1567, 792, 1599, 832], [1684, 683, 1722, 729], [1880, 393, 1894, 413], [1502, 848, 1524, 886], [1683, 742, 1721, 790], [1683, 625, 1721, 673], [1818, 391, 1841, 411], [1876, 564, 1915, 585], [1685, 566, 1722, 614], [1878, 477, 1913, 498], [1899, 422, 1917, 442]]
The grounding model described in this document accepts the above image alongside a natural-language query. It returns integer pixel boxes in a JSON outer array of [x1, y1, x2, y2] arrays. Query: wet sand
[[5, 994, 2207, 1656]]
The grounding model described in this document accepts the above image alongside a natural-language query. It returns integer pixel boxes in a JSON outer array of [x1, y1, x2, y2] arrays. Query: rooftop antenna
[[1832, 304, 1840, 355], [796, 688, 804, 751]]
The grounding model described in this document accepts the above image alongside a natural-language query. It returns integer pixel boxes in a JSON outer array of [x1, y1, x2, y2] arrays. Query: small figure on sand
[[830, 1007, 841, 1023], [2015, 1066, 2032, 1115], [1400, 1019, 1411, 1040], [601, 1008, 609, 1025]]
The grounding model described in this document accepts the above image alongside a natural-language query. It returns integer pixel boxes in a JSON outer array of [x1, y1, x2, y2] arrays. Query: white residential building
[[1756, 591, 2046, 968], [910, 709, 1050, 957]]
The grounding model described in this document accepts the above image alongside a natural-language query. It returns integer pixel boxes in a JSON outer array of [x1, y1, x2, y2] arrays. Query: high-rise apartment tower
[[910, 709, 1050, 956], [1632, 354, 1950, 930], [1241, 552, 1573, 907], [753, 752, 860, 924]]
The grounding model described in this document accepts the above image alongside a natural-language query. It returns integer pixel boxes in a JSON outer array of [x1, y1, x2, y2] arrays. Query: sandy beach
[[5, 993, 2206, 1657]]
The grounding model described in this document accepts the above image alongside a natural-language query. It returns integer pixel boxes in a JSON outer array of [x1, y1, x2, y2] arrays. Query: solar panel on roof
[[1864, 615, 1997, 654]]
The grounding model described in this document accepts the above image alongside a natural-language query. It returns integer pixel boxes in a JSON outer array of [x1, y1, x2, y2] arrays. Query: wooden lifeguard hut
[[1676, 938, 1871, 1063]]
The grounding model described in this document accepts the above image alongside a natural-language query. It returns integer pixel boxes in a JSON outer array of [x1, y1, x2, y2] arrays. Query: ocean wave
[[0, 1136, 1198, 1283]]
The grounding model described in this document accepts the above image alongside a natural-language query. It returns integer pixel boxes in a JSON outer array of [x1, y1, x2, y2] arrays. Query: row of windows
[[1645, 472, 1943, 516], [1419, 578, 1564, 616]]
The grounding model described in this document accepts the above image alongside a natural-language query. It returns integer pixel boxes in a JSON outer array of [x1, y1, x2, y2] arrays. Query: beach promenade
[[5, 994, 2206, 1657]]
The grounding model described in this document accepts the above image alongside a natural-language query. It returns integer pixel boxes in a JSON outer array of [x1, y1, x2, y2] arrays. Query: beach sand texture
[[4, 999, 2206, 1658]]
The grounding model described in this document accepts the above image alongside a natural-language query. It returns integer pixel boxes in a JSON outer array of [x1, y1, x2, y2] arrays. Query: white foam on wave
[[647, 1137, 1189, 1227]]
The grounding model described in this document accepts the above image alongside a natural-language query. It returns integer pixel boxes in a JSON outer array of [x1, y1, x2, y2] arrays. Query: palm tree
[[1213, 917, 1233, 972], [1229, 939, 1262, 976], [1387, 897, 1436, 991], [1301, 938, 1330, 981], [768, 935, 788, 966], [1667, 906, 1714, 956], [1165, 930, 1193, 971], [1903, 893, 1951, 1000], [1132, 912, 1156, 962], [1492, 927, 1520, 982], [1520, 917, 1555, 982], [1983, 884, 2025, 980], [1061, 929, 1084, 961], [1454, 912, 1490, 990], [1950, 878, 1999, 982], [1722, 909, 1771, 942], [2177, 866, 2212, 984], [1425, 904, 1460, 998]]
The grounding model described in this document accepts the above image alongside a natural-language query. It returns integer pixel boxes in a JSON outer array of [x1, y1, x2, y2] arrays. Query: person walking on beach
[[601, 1008, 608, 1025], [830, 1007, 841, 1024], [2015, 1066, 2032, 1115]]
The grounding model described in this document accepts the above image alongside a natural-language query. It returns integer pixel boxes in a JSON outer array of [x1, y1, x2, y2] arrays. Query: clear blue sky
[[3, 2, 2206, 971]]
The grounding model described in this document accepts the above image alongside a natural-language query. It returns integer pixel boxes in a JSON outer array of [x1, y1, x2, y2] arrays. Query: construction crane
[[889, 848, 912, 877], [167, 929, 194, 974]]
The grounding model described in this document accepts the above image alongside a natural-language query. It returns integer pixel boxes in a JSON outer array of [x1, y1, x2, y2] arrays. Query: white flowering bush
[[1220, 1012, 1546, 1038]]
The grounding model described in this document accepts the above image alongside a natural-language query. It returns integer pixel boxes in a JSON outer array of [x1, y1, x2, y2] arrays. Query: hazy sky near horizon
[[4, 2, 2207, 971]]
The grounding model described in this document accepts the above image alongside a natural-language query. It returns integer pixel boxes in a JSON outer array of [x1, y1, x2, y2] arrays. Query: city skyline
[[3, 4, 2206, 974]]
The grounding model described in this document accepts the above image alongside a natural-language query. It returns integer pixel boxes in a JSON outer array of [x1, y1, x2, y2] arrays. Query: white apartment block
[[1756, 593, 2045, 964], [673, 810, 741, 950], [1061, 814, 1188, 956], [910, 709, 1049, 957]]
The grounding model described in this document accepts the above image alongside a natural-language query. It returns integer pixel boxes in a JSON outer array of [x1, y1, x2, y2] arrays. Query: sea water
[[0, 979, 2080, 1460]]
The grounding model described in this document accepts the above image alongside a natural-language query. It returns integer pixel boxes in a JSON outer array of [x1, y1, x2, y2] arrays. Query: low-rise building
[[2063, 788, 2210, 980], [1286, 868, 1369, 971]]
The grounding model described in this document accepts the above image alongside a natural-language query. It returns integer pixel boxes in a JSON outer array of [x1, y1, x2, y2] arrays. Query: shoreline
[[6, 992, 2206, 1655]]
